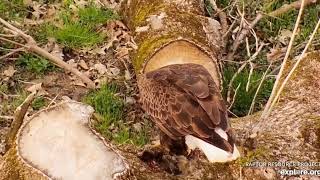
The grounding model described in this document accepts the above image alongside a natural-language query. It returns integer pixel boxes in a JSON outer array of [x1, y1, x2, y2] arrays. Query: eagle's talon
[[187, 148, 202, 160]]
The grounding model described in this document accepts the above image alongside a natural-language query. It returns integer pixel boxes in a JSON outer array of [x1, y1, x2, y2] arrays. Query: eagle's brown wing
[[138, 63, 235, 152]]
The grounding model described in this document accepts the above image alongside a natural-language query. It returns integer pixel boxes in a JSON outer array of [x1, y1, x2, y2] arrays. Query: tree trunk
[[121, 0, 320, 179], [0, 102, 129, 180], [121, 0, 224, 88], [1, 1, 318, 179]]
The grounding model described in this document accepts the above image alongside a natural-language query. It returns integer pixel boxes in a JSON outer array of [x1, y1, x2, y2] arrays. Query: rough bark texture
[[122, 0, 223, 87], [121, 0, 320, 179], [232, 52, 320, 179], [118, 44, 320, 180]]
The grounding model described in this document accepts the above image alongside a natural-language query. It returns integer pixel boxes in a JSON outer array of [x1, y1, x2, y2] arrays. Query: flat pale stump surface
[[0, 102, 128, 180]]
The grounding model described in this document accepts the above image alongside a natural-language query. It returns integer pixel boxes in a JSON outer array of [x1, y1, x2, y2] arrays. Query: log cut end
[[1, 102, 128, 180], [144, 40, 221, 88]]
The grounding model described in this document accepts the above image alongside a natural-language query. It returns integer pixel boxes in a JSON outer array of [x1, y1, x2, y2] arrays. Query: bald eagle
[[137, 63, 240, 162]]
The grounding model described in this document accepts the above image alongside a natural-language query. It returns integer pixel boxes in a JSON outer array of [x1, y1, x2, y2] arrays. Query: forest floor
[[0, 0, 319, 178]]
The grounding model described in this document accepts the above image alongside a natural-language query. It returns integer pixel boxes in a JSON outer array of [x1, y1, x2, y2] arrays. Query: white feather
[[214, 127, 228, 141], [185, 135, 240, 162]]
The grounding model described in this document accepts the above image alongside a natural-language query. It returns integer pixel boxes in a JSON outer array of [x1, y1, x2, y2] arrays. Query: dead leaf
[[67, 59, 78, 69], [72, 78, 86, 87], [3, 66, 16, 77], [267, 47, 287, 63], [278, 29, 293, 44], [44, 38, 64, 59], [125, 70, 131, 80], [30, 2, 46, 20], [125, 97, 136, 105], [61, 96, 72, 101], [115, 47, 129, 59], [94, 63, 107, 75], [133, 122, 142, 132], [135, 26, 150, 33], [107, 67, 120, 76], [26, 83, 48, 96], [79, 60, 89, 70]]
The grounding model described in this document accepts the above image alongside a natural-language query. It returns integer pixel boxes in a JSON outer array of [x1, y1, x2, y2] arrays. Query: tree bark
[[121, 0, 224, 88], [121, 0, 320, 179]]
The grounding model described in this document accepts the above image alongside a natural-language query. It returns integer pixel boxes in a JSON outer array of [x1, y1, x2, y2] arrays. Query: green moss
[[236, 147, 269, 167], [134, 35, 175, 71], [132, 0, 165, 27], [83, 84, 150, 147], [0, 83, 8, 94]]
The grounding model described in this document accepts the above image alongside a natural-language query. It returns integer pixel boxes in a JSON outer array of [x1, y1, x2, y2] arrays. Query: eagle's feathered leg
[[160, 132, 187, 156]]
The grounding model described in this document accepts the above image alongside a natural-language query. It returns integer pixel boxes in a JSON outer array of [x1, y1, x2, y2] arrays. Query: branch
[[209, 0, 229, 35], [226, 0, 317, 61], [0, 47, 25, 60], [260, 0, 307, 120], [5, 91, 36, 152], [226, 43, 265, 104], [265, 18, 320, 118], [0, 18, 35, 44], [0, 18, 95, 89], [0, 116, 14, 120]]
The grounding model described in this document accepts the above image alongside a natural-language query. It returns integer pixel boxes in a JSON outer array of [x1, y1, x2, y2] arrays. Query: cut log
[[0, 101, 128, 180], [122, 0, 224, 88], [121, 0, 320, 179]]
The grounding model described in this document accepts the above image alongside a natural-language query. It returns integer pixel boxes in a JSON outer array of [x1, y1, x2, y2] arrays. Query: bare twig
[[0, 34, 16, 38], [228, 82, 241, 110], [0, 37, 27, 47], [0, 116, 14, 120], [0, 18, 95, 89], [0, 47, 25, 60], [246, 61, 254, 92], [0, 18, 35, 44], [227, 62, 247, 104], [5, 91, 37, 152], [261, 0, 307, 120], [248, 64, 272, 116], [209, 0, 229, 35], [226, 0, 317, 61], [266, 18, 320, 117], [227, 43, 264, 105], [268, 0, 317, 17]]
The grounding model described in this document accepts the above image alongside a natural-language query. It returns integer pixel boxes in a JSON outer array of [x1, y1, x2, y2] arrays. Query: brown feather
[[138, 63, 235, 152]]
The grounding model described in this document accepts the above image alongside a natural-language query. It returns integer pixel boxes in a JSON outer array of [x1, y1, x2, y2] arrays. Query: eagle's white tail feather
[[185, 135, 240, 162], [214, 127, 228, 141]]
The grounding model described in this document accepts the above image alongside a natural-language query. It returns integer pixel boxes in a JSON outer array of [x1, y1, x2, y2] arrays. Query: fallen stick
[[0, 18, 96, 89], [209, 0, 229, 35], [5, 91, 37, 152], [260, 0, 307, 120], [264, 18, 320, 119]]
